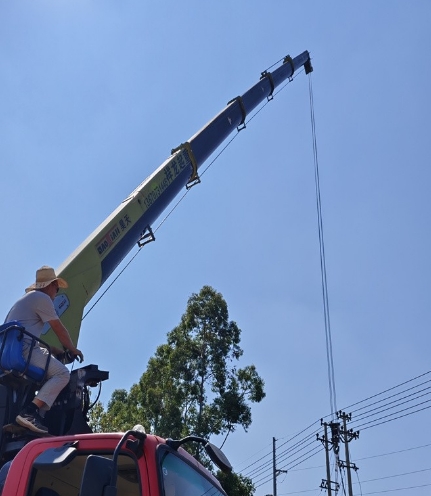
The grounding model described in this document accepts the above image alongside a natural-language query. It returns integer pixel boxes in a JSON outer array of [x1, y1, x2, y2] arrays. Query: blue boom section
[[99, 50, 310, 287], [190, 51, 311, 165]]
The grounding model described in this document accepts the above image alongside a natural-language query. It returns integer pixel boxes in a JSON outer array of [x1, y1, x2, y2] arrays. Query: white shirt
[[5, 290, 58, 339]]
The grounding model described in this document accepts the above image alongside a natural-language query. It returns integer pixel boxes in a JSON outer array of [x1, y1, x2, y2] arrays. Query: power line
[[360, 483, 431, 495], [343, 370, 431, 412], [356, 442, 431, 461], [352, 382, 431, 420], [354, 401, 431, 431], [358, 467, 431, 484], [237, 370, 431, 493]]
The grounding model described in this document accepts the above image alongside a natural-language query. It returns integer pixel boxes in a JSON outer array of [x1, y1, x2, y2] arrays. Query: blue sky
[[1, 2, 431, 495]]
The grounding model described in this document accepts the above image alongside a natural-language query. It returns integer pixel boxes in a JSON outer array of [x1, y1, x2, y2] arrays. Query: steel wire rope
[[307, 67, 342, 495], [308, 71, 337, 419], [82, 67, 303, 321]]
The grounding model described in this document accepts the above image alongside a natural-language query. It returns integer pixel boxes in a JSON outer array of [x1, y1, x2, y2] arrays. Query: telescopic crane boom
[[46, 51, 312, 346]]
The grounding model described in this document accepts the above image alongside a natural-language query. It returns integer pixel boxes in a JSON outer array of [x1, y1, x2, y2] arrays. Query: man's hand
[[73, 349, 84, 363], [57, 348, 84, 364], [49, 319, 84, 364]]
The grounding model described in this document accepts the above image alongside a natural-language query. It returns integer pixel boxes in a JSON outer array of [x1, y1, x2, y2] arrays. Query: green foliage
[[217, 471, 255, 496]]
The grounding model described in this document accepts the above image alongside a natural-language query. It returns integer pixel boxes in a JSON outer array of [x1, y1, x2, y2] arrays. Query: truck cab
[[2, 430, 229, 496]]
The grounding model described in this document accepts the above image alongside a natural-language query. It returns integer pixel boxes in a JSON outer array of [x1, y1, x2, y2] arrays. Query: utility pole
[[337, 411, 359, 496], [272, 437, 287, 496], [317, 420, 340, 495]]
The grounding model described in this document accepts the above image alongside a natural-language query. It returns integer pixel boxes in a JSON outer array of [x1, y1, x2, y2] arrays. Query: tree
[[216, 471, 255, 496], [90, 286, 264, 494], [137, 286, 265, 442]]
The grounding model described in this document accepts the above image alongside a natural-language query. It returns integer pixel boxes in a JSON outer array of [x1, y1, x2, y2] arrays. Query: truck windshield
[[160, 451, 226, 496]]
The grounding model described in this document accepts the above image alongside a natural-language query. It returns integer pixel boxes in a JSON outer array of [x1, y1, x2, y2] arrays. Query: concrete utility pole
[[337, 411, 359, 496], [272, 437, 287, 496], [317, 420, 340, 495]]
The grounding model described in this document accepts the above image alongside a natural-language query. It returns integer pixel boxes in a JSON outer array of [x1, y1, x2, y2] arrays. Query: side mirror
[[80, 455, 116, 496], [166, 436, 233, 473], [205, 442, 232, 473]]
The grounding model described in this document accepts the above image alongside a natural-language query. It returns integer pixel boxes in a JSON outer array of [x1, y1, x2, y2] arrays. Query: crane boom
[[46, 50, 312, 345]]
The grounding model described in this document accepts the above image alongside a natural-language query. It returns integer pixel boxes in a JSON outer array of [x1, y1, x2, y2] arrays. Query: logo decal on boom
[[95, 215, 132, 257]]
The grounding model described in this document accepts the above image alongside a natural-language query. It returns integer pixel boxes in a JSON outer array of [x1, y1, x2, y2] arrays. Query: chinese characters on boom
[[143, 151, 189, 209], [96, 215, 132, 256]]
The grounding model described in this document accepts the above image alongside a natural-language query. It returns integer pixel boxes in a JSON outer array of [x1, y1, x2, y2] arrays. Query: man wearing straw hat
[[5, 266, 84, 434]]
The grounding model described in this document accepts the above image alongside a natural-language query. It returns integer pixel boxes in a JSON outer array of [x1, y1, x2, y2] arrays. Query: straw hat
[[25, 266, 68, 293]]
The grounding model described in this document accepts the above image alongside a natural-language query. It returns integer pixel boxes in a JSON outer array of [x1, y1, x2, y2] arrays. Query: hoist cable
[[308, 73, 337, 418]]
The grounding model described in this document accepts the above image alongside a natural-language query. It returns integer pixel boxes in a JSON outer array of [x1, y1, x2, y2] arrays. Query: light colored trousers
[[23, 342, 70, 409]]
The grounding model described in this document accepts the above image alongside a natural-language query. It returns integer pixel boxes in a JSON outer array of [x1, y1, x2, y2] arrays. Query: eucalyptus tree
[[90, 286, 264, 495]]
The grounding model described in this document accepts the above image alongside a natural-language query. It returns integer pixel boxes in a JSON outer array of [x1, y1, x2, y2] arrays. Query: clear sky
[[1, 2, 431, 496]]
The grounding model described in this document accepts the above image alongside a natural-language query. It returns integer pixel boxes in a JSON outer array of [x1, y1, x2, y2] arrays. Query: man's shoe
[[16, 411, 49, 434]]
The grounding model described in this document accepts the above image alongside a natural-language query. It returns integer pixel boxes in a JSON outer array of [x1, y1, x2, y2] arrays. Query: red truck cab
[[2, 429, 230, 496]]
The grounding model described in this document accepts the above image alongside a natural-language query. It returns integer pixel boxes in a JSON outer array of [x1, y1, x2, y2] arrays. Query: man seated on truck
[[4, 266, 84, 434]]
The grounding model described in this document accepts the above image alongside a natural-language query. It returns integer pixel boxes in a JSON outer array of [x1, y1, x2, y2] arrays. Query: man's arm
[[48, 319, 84, 362]]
